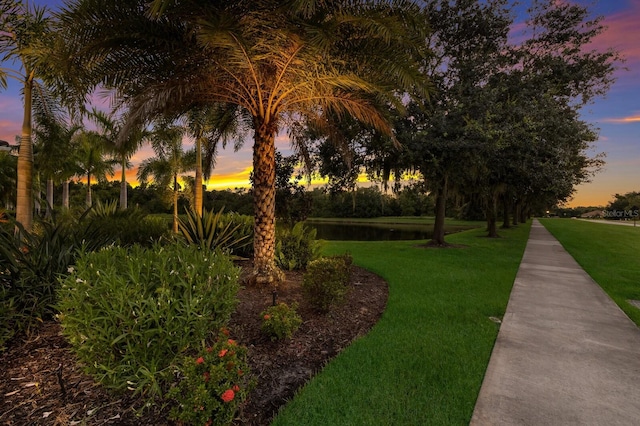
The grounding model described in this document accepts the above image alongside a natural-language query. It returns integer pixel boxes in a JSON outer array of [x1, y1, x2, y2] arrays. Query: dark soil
[[0, 265, 388, 426]]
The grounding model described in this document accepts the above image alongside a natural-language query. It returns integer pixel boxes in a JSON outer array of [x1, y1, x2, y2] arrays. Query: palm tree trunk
[[86, 172, 92, 208], [46, 178, 54, 218], [62, 180, 70, 209], [172, 173, 179, 233], [251, 119, 282, 285], [120, 156, 127, 210], [194, 137, 203, 216], [16, 74, 34, 230]]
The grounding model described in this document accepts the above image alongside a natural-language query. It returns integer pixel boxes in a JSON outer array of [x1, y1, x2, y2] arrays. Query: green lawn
[[540, 219, 640, 326], [305, 216, 482, 227], [272, 222, 531, 425]]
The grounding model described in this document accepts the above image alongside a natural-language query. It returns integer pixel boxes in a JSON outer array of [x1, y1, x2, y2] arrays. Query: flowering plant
[[260, 303, 303, 341], [168, 329, 254, 426]]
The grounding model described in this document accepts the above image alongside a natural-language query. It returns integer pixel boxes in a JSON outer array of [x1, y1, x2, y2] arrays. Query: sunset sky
[[1, 0, 638, 207]]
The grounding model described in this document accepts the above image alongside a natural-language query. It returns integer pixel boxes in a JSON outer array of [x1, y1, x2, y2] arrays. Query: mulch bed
[[0, 265, 388, 425]]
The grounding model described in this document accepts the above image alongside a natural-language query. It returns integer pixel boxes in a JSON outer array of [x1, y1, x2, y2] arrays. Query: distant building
[[580, 210, 604, 218], [0, 140, 18, 154]]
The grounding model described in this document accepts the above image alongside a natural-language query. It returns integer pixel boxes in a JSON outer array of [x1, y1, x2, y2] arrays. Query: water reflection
[[306, 222, 476, 241]]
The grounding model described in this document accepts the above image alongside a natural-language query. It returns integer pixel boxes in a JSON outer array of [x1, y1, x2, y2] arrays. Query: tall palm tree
[[73, 130, 116, 207], [89, 108, 148, 210], [137, 124, 190, 233], [185, 104, 243, 216], [58, 0, 429, 283], [33, 102, 82, 215], [1, 1, 56, 229]]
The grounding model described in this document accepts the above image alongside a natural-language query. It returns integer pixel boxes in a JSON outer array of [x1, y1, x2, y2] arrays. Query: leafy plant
[[261, 303, 303, 341], [275, 222, 323, 271], [88, 200, 170, 246], [168, 330, 254, 426], [302, 255, 352, 312], [57, 242, 240, 400], [0, 215, 110, 350], [179, 207, 251, 256]]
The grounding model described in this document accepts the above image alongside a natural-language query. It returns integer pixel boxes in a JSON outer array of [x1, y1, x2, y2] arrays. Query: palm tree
[[137, 124, 190, 233], [33, 104, 82, 215], [58, 0, 429, 283], [73, 130, 116, 207], [185, 104, 243, 216], [1, 1, 56, 229], [89, 109, 148, 210]]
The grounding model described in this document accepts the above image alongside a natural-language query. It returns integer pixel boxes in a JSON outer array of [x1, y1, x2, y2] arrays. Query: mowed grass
[[540, 219, 640, 326], [272, 222, 531, 426], [306, 216, 482, 227]]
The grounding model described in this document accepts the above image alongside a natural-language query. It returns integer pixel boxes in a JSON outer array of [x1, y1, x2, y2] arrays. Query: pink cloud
[[590, 1, 640, 65], [601, 114, 640, 123]]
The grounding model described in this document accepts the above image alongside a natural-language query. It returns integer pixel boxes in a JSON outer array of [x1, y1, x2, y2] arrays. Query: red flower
[[263, 314, 271, 320], [196, 357, 205, 365], [233, 385, 240, 392], [219, 349, 228, 357], [203, 372, 210, 383], [237, 369, 244, 376], [221, 389, 235, 403], [227, 339, 236, 345], [220, 328, 230, 336]]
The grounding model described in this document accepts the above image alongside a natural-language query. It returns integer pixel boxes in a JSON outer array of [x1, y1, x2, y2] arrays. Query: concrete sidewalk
[[471, 219, 640, 425]]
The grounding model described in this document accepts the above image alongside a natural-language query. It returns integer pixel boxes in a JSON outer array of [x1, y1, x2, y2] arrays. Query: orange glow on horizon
[[601, 115, 640, 123]]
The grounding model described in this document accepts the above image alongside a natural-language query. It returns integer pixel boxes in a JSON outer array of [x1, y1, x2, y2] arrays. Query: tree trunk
[[119, 157, 127, 210], [486, 192, 499, 238], [251, 118, 283, 286], [431, 174, 448, 246], [46, 178, 54, 218], [519, 205, 528, 224], [16, 74, 34, 230], [194, 137, 203, 216], [86, 172, 92, 208], [501, 195, 510, 229], [512, 201, 520, 226], [62, 180, 70, 209], [172, 173, 179, 234]]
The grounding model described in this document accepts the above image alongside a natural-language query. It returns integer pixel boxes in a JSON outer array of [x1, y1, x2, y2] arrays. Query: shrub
[[57, 242, 240, 399], [302, 255, 353, 312], [261, 303, 303, 341], [168, 331, 254, 426], [217, 212, 254, 258], [88, 201, 170, 246], [0, 216, 110, 351], [179, 208, 252, 256], [275, 222, 323, 271]]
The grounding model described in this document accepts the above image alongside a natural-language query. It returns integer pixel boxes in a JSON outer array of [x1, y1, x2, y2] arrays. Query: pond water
[[306, 221, 477, 241]]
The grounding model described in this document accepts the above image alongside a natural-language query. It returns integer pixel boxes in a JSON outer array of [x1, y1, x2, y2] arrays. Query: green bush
[[57, 242, 240, 399], [217, 212, 254, 258], [88, 201, 170, 246], [302, 255, 353, 312], [0, 216, 110, 351], [261, 303, 303, 341], [168, 331, 254, 426], [179, 208, 252, 256], [275, 222, 323, 271]]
